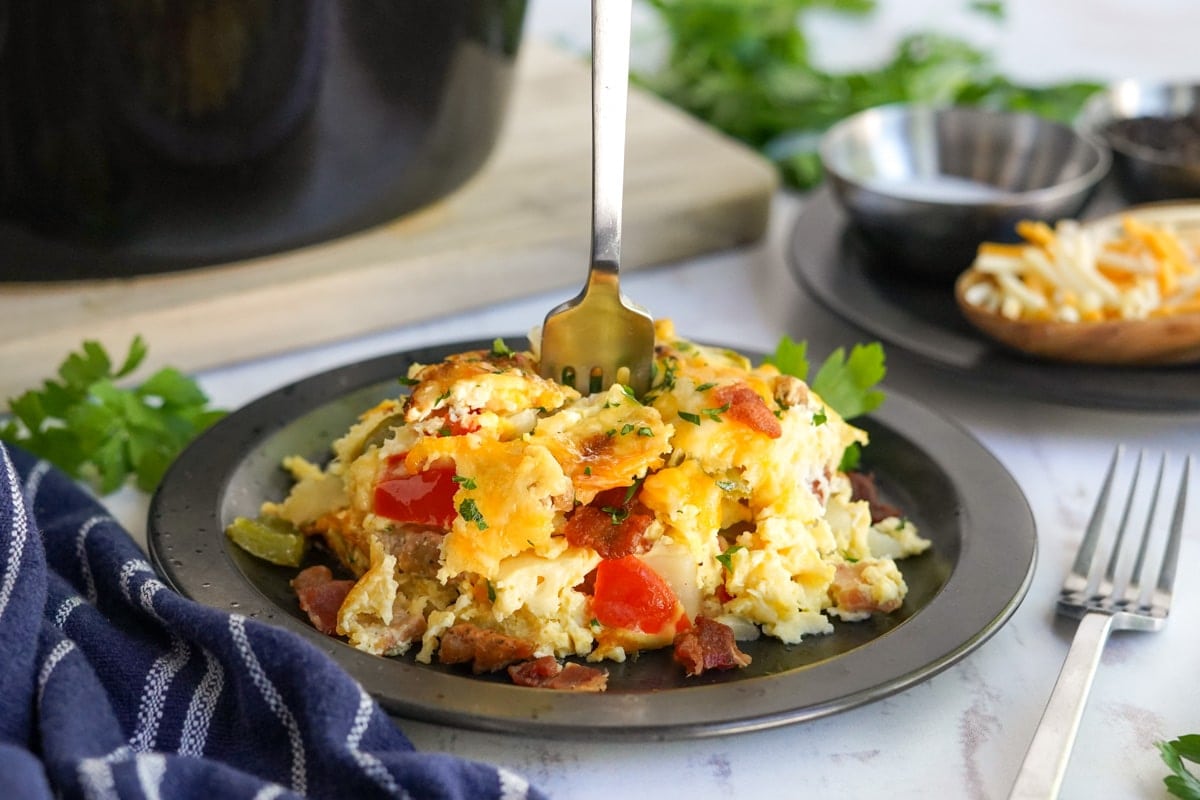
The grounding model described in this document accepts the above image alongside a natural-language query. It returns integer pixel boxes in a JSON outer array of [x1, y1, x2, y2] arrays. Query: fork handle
[[1008, 611, 1115, 799], [590, 0, 631, 273]]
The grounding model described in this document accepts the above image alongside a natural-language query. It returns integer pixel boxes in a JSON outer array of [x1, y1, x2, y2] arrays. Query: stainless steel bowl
[[819, 104, 1110, 283], [1077, 80, 1200, 203]]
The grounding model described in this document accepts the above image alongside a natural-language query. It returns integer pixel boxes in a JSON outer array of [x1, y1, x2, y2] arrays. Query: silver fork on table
[[537, 0, 655, 397], [1008, 447, 1191, 799]]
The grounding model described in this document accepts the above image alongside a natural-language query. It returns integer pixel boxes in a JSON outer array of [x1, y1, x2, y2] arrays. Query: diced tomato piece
[[591, 555, 683, 634], [374, 457, 458, 528]]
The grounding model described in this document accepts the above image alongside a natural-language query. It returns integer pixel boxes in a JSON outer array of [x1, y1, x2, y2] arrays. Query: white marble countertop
[[107, 2, 1200, 798]]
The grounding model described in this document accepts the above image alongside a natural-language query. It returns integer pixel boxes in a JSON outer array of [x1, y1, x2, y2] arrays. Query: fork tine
[[1097, 449, 1145, 596], [1063, 447, 1121, 599], [1119, 453, 1165, 608], [1155, 455, 1191, 601]]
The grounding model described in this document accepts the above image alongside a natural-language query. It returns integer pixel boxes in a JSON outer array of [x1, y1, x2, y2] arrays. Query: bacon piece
[[507, 656, 609, 692], [830, 561, 902, 614], [291, 565, 355, 635], [563, 486, 653, 559], [437, 623, 537, 673], [711, 383, 782, 439], [847, 470, 904, 524], [672, 616, 752, 677]]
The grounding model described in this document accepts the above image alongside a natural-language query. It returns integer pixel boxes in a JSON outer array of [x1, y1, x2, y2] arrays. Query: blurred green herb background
[[633, 0, 1102, 189]]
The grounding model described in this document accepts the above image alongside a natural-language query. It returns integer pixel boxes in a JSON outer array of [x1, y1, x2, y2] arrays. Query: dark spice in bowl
[[1101, 114, 1200, 164]]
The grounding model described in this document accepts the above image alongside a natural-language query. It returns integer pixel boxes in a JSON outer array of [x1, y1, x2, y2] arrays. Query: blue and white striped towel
[[0, 443, 547, 800]]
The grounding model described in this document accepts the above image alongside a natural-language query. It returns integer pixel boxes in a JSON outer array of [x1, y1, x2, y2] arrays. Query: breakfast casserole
[[251, 320, 929, 689]]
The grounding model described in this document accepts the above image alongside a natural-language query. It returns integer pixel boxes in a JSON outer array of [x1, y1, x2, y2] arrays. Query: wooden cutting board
[[0, 41, 776, 399]]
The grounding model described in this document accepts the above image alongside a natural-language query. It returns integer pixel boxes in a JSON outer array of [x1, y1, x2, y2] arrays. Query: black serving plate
[[148, 338, 1036, 739]]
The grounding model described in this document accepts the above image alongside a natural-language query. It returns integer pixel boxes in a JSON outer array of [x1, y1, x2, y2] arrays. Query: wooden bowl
[[955, 271, 1200, 365]]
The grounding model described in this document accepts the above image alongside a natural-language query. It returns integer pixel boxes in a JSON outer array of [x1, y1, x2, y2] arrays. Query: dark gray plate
[[148, 338, 1036, 739], [789, 187, 1200, 412]]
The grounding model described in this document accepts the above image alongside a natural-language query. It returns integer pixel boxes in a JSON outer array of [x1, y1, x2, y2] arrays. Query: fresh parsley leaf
[[810, 343, 886, 420], [764, 335, 809, 382], [1159, 735, 1200, 800], [1, 338, 225, 494]]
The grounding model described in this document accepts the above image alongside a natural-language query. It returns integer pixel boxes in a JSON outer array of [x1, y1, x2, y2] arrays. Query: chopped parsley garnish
[[397, 375, 420, 387], [620, 423, 636, 435], [716, 544, 746, 574], [636, 426, 654, 437], [653, 357, 679, 393], [694, 381, 717, 392], [486, 580, 497, 602], [701, 403, 730, 422], [601, 505, 630, 525], [715, 478, 738, 492], [812, 407, 828, 426], [459, 498, 488, 530], [453, 475, 478, 490], [490, 338, 515, 358], [678, 411, 701, 426]]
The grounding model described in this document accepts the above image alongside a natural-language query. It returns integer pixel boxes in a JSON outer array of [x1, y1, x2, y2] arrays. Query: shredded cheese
[[961, 215, 1200, 322]]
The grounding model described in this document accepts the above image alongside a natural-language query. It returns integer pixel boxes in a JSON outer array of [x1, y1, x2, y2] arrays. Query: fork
[[1008, 447, 1191, 799], [537, 0, 655, 396]]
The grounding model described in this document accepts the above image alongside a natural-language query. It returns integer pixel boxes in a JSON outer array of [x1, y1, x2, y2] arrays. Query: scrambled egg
[[265, 321, 930, 665]]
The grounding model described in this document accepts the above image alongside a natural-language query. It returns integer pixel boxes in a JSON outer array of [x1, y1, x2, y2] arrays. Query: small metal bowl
[[1077, 80, 1200, 203], [819, 104, 1110, 283]]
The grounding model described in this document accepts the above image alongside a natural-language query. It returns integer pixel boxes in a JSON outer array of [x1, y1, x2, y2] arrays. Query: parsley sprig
[[765, 336, 886, 471], [765, 336, 886, 420], [0, 337, 225, 494], [636, 0, 1101, 189], [1160, 735, 1200, 799]]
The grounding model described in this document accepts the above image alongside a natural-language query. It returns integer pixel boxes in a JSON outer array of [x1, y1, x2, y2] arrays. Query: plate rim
[[148, 337, 1037, 739]]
